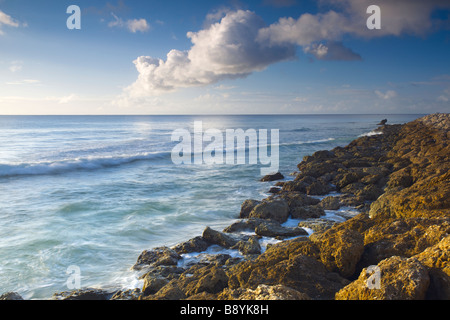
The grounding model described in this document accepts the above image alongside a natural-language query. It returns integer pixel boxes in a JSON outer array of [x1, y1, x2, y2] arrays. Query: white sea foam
[[359, 130, 383, 137]]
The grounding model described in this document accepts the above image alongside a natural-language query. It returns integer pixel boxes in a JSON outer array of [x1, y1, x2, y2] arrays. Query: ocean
[[0, 114, 422, 299]]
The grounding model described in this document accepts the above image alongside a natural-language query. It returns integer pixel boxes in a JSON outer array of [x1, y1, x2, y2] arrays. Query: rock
[[355, 184, 384, 201], [319, 196, 341, 210], [413, 235, 450, 299], [361, 217, 450, 267], [276, 192, 321, 207], [282, 180, 309, 193], [133, 247, 182, 271], [228, 253, 348, 300], [0, 292, 24, 300], [239, 200, 261, 219], [140, 265, 185, 281], [335, 256, 430, 300], [248, 199, 290, 223], [143, 280, 186, 300], [111, 289, 142, 300], [377, 119, 388, 125], [202, 227, 239, 249], [290, 205, 325, 219], [223, 218, 266, 233], [297, 219, 337, 234], [219, 284, 311, 300], [232, 236, 261, 255], [172, 236, 211, 254], [254, 220, 308, 238], [179, 265, 229, 297], [311, 227, 364, 278], [306, 180, 332, 195], [335, 172, 360, 190], [268, 187, 282, 194], [260, 172, 284, 182], [52, 288, 114, 300], [142, 276, 170, 296]]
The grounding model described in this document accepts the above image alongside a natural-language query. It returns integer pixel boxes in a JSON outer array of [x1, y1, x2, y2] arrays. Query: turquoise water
[[0, 114, 422, 299]]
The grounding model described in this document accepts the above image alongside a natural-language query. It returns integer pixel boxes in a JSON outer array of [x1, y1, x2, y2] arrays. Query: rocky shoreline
[[2, 113, 449, 301]]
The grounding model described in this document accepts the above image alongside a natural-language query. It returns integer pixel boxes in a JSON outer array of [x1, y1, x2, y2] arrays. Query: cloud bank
[[124, 0, 450, 98]]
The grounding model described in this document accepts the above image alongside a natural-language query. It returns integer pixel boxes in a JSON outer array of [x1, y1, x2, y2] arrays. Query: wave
[[359, 131, 383, 137], [280, 138, 336, 146], [0, 152, 172, 178]]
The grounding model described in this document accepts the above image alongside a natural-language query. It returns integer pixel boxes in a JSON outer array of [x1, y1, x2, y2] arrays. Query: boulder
[[290, 205, 325, 219], [52, 289, 114, 300], [111, 289, 142, 300], [179, 265, 229, 297], [248, 199, 290, 223], [319, 196, 341, 210], [219, 285, 310, 300], [0, 292, 24, 300], [254, 220, 308, 238], [223, 218, 266, 233], [335, 256, 430, 300], [172, 236, 211, 254], [239, 200, 261, 219], [413, 235, 450, 300], [311, 227, 364, 278], [260, 172, 284, 182], [133, 247, 182, 270], [202, 227, 240, 249], [232, 236, 262, 255], [297, 219, 337, 234]]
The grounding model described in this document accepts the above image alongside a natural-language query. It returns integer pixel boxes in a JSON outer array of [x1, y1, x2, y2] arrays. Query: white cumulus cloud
[[125, 10, 296, 97]]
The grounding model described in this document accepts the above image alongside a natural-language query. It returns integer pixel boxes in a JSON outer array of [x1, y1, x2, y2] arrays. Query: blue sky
[[0, 0, 449, 115]]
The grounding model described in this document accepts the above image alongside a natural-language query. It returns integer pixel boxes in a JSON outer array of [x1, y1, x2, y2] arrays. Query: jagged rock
[[260, 172, 284, 182], [0, 292, 24, 300], [290, 205, 325, 219], [178, 265, 229, 297], [248, 199, 290, 223], [228, 252, 348, 300], [133, 247, 182, 270], [413, 235, 450, 299], [172, 236, 211, 254], [223, 218, 266, 233], [240, 199, 262, 219], [297, 219, 337, 234], [142, 276, 170, 296], [310, 227, 364, 278], [355, 184, 384, 201], [111, 289, 142, 300], [143, 280, 186, 300], [361, 217, 450, 267], [306, 180, 332, 195], [335, 256, 430, 300], [218, 284, 310, 300], [319, 196, 341, 210], [52, 288, 114, 300], [232, 236, 262, 255], [202, 227, 240, 249], [254, 220, 308, 238]]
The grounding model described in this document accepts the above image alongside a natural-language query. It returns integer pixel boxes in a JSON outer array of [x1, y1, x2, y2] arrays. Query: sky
[[0, 0, 449, 115]]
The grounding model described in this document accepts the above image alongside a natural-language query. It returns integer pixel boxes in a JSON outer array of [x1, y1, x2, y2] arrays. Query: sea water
[[0, 114, 422, 299]]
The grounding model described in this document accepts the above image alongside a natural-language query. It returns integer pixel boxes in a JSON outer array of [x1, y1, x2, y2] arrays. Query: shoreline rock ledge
[[2, 113, 449, 301]]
